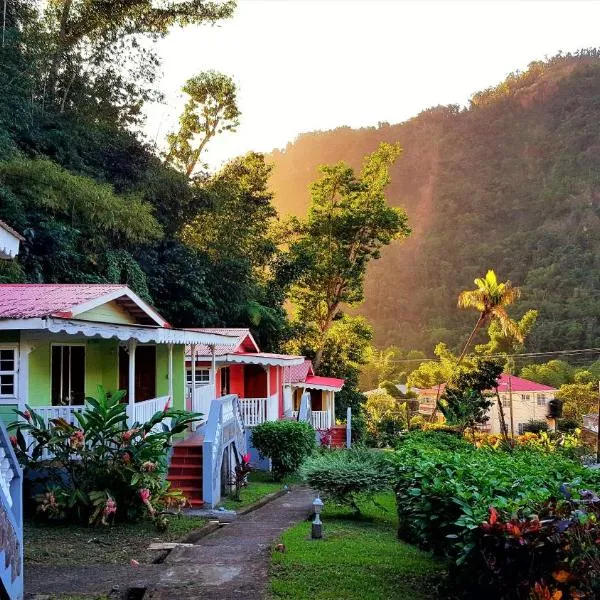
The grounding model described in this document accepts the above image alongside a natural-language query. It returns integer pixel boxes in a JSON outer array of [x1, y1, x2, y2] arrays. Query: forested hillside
[[268, 52, 600, 353]]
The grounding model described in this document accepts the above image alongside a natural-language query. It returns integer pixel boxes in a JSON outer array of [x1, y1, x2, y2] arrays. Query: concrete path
[[146, 487, 314, 600], [25, 487, 313, 599]]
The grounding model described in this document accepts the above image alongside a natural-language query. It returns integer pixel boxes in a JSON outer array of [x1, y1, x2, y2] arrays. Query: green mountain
[[267, 52, 600, 353]]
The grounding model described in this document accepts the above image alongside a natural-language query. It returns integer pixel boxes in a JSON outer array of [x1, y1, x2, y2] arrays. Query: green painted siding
[[155, 345, 185, 411], [77, 301, 136, 325], [28, 341, 51, 407]]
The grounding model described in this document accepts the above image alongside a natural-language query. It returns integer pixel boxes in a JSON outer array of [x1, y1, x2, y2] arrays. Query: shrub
[[364, 388, 407, 447], [397, 429, 471, 452], [250, 420, 315, 480], [10, 386, 200, 528], [300, 447, 393, 512], [391, 437, 600, 561], [409, 415, 425, 430]]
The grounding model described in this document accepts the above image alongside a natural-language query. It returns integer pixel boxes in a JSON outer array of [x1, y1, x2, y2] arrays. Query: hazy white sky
[[144, 0, 600, 169]]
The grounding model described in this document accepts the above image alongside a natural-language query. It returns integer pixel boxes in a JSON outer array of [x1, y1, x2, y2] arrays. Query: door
[[119, 345, 157, 402]]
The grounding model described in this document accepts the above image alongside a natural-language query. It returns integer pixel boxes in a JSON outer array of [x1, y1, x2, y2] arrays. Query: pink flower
[[103, 498, 117, 516], [9, 435, 17, 447], [139, 488, 151, 504], [130, 559, 140, 567], [142, 461, 156, 472], [69, 430, 85, 449], [122, 429, 138, 442], [122, 452, 131, 464], [23, 410, 31, 421], [242, 453, 251, 464], [163, 396, 171, 413]]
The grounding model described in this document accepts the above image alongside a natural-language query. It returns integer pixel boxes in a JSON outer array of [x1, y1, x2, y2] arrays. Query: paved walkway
[[25, 487, 313, 599], [146, 487, 314, 600]]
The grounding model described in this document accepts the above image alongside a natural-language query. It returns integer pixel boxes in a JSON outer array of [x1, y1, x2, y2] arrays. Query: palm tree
[[457, 270, 522, 364]]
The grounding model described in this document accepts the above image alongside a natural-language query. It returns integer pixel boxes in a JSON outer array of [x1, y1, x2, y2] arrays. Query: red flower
[[122, 452, 131, 464], [139, 488, 151, 504], [163, 396, 171, 412], [506, 522, 522, 537], [242, 453, 251, 464], [103, 498, 117, 517], [489, 506, 498, 526], [9, 435, 17, 447], [23, 410, 31, 421]]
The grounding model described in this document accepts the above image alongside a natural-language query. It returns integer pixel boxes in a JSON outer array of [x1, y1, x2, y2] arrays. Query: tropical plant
[[9, 386, 201, 528], [250, 420, 315, 480], [457, 270, 521, 363], [300, 448, 393, 513], [363, 388, 407, 447]]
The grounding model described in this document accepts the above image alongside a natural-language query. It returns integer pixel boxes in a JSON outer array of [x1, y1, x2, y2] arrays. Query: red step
[[168, 464, 202, 477], [168, 443, 204, 507]]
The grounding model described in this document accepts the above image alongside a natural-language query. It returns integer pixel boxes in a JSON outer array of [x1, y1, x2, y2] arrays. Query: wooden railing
[[129, 396, 171, 431], [0, 420, 23, 600], [238, 394, 279, 426], [202, 395, 246, 508], [293, 410, 332, 430], [189, 384, 216, 430]]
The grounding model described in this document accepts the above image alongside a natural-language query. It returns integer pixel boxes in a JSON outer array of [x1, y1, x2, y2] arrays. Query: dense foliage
[[9, 388, 200, 529], [268, 51, 600, 353], [300, 448, 393, 512], [250, 420, 316, 480], [392, 430, 600, 598]]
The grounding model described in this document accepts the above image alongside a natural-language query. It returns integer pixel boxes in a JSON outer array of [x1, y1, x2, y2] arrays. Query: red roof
[[495, 374, 556, 392], [304, 375, 345, 391], [0, 284, 129, 319], [288, 360, 314, 383], [186, 328, 259, 357]]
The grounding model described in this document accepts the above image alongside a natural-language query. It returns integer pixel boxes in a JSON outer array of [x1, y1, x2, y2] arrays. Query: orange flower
[[552, 570, 570, 584], [489, 507, 498, 526]]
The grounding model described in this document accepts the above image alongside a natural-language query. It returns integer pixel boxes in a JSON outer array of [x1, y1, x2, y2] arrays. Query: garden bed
[[24, 515, 207, 566], [269, 492, 444, 600]]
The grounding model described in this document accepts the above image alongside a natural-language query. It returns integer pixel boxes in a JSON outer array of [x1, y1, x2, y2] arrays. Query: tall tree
[[457, 270, 521, 363], [289, 142, 410, 371], [166, 71, 241, 176]]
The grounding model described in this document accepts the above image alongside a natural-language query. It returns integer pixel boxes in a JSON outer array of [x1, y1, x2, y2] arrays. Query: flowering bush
[[459, 494, 600, 599], [10, 386, 201, 528]]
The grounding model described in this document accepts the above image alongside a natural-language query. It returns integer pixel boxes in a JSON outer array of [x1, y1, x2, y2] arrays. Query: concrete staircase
[[167, 442, 204, 508]]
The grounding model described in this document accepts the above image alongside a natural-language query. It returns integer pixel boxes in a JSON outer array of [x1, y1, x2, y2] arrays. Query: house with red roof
[[417, 374, 557, 434], [185, 334, 344, 431]]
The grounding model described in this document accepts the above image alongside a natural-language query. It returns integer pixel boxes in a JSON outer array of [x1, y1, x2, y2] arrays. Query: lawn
[[219, 470, 298, 511], [24, 514, 207, 566], [269, 492, 445, 600]]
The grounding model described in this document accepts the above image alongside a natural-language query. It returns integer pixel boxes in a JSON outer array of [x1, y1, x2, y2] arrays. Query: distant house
[[0, 220, 23, 261], [417, 375, 556, 434]]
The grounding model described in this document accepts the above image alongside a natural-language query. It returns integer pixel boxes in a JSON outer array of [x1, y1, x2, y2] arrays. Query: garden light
[[312, 496, 324, 539]]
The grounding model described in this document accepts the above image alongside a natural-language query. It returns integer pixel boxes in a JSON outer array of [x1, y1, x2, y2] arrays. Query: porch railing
[[202, 394, 246, 508], [238, 394, 279, 427], [129, 396, 171, 431], [0, 420, 23, 600], [293, 410, 332, 430], [189, 384, 216, 430]]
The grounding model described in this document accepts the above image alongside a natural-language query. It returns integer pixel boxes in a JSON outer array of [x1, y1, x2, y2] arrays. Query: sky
[[144, 0, 600, 170]]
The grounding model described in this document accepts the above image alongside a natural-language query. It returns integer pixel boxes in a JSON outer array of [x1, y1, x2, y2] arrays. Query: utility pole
[[508, 370, 515, 437]]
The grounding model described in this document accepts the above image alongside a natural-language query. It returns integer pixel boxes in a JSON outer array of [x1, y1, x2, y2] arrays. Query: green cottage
[[0, 284, 237, 429]]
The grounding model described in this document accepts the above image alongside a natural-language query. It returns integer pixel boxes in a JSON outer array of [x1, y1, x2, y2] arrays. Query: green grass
[[269, 493, 445, 600], [220, 470, 299, 511], [24, 514, 207, 566]]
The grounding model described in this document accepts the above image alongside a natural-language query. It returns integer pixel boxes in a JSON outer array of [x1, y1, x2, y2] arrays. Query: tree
[[289, 142, 410, 371], [475, 310, 538, 356], [36, 1, 236, 124], [438, 359, 503, 433], [363, 388, 407, 446], [457, 270, 521, 363], [555, 383, 598, 422], [166, 71, 241, 176], [520, 360, 575, 388]]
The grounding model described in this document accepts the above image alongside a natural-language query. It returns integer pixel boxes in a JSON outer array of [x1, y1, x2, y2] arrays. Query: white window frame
[[187, 367, 211, 386], [517, 423, 526, 435], [522, 394, 531, 401], [0, 345, 18, 401], [536, 393, 546, 406], [51, 343, 86, 406]]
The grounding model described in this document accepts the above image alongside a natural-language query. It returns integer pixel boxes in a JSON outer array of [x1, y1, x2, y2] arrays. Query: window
[[0, 347, 17, 399], [51, 345, 85, 406], [536, 394, 546, 406], [187, 368, 211, 386], [501, 395, 510, 407], [522, 394, 531, 401], [517, 423, 526, 435], [220, 367, 231, 395]]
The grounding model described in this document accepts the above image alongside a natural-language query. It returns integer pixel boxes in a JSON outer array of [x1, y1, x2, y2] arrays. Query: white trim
[[68, 288, 167, 327], [50, 343, 86, 406], [211, 353, 305, 367], [0, 317, 238, 346], [291, 382, 343, 392]]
